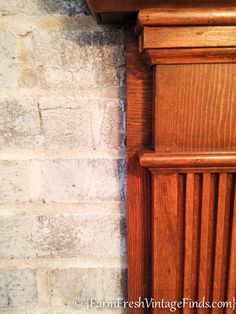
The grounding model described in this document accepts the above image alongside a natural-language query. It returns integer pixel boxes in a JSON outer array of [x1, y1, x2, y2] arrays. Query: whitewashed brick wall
[[0, 1, 127, 313]]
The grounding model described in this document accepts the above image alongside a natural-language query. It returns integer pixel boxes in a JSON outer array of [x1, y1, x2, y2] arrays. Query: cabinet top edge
[[138, 6, 236, 27], [85, 1, 236, 24]]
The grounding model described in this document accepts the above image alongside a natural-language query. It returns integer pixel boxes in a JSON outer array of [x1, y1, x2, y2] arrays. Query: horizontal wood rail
[[139, 151, 236, 169], [144, 47, 236, 65], [141, 26, 236, 51], [138, 6, 236, 27]]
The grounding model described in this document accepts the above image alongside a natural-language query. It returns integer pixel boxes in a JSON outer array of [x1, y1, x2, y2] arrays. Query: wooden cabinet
[[87, 2, 236, 313]]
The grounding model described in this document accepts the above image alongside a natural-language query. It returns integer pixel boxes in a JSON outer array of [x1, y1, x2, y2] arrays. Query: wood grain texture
[[138, 6, 236, 27], [198, 173, 217, 314], [126, 30, 153, 151], [127, 151, 151, 314], [140, 152, 236, 169], [212, 174, 232, 306], [152, 173, 184, 307], [142, 26, 236, 51], [126, 30, 152, 314], [152, 172, 235, 312], [154, 64, 236, 152], [144, 48, 236, 65]]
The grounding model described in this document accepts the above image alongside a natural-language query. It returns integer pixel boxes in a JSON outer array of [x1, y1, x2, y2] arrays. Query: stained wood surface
[[154, 64, 236, 152], [126, 30, 152, 314], [138, 6, 236, 27], [144, 48, 236, 65], [142, 26, 236, 51], [139, 152, 236, 169], [152, 173, 184, 306], [126, 31, 153, 151], [152, 172, 236, 313]]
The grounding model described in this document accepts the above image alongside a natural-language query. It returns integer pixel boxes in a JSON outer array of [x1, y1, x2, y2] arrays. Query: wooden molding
[[138, 6, 236, 27], [140, 151, 236, 170], [141, 26, 236, 50], [143, 47, 236, 65], [86, 1, 236, 24], [86, 3, 236, 313]]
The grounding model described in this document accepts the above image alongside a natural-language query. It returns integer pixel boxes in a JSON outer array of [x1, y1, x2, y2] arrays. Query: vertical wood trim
[[226, 177, 236, 312], [198, 174, 216, 313], [184, 173, 195, 307], [212, 174, 232, 307], [152, 174, 183, 305]]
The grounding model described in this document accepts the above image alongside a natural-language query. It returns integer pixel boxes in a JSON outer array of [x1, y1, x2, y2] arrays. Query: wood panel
[[154, 64, 236, 152], [152, 171, 236, 313], [142, 26, 236, 51]]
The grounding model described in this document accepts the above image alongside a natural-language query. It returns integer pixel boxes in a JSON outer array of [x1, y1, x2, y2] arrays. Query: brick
[[42, 159, 126, 202], [0, 161, 29, 204], [16, 16, 124, 89], [40, 0, 89, 16], [0, 32, 18, 88], [0, 96, 44, 150], [39, 96, 125, 150], [0, 0, 89, 16], [50, 268, 127, 306], [0, 270, 37, 308], [0, 212, 127, 258]]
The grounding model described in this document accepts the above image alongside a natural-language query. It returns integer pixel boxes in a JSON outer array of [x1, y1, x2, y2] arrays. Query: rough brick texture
[[0, 270, 37, 308], [0, 0, 126, 313]]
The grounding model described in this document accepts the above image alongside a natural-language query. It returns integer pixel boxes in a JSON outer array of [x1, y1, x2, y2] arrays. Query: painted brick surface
[[42, 159, 126, 202], [0, 32, 18, 88], [0, 0, 89, 16], [39, 97, 125, 150], [0, 96, 44, 149], [0, 212, 126, 258], [0, 0, 126, 312], [0, 270, 37, 308], [0, 161, 29, 204], [50, 268, 127, 306]]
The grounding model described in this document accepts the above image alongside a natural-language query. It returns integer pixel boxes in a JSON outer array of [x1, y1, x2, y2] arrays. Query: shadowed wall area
[[0, 0, 127, 313]]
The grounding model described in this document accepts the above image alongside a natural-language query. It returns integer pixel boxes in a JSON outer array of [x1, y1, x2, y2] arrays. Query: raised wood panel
[[152, 171, 236, 312], [154, 63, 236, 152]]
